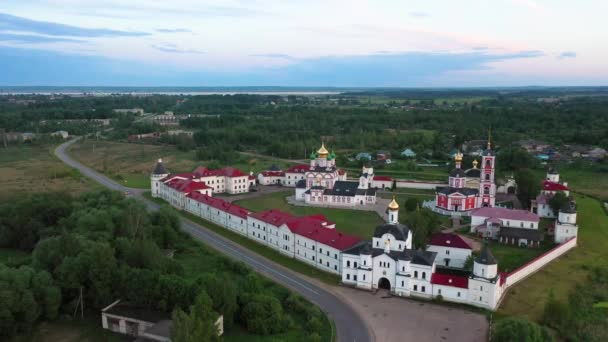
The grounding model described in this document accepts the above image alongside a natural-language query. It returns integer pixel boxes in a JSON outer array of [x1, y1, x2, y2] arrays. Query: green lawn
[[234, 190, 384, 239], [498, 196, 608, 321], [486, 241, 553, 273]]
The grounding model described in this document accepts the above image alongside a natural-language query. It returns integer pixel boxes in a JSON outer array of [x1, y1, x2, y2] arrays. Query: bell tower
[[478, 129, 496, 207]]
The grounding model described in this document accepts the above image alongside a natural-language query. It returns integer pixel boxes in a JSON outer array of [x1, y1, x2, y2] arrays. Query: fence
[[504, 237, 577, 287]]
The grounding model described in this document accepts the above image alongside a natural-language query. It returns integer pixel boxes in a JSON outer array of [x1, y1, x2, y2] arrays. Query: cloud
[[156, 28, 192, 33], [151, 44, 204, 54], [249, 53, 294, 59], [0, 33, 83, 44], [0, 46, 547, 87], [558, 51, 576, 59], [409, 11, 430, 18], [0, 12, 149, 37]]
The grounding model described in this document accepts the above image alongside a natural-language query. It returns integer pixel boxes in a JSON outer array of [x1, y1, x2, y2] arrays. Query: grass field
[[498, 195, 608, 321], [234, 190, 384, 239], [69, 140, 296, 189], [0, 145, 97, 200]]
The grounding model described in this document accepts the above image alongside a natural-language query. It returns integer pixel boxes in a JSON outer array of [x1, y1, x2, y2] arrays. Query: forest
[[0, 190, 330, 341], [2, 91, 608, 157]]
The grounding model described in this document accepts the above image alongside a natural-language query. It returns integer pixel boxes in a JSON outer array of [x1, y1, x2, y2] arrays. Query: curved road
[[55, 138, 372, 342]]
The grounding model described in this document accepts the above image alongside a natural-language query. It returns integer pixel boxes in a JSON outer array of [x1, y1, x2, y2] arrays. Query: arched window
[[347, 261, 351, 267], [486, 159, 491, 167], [414, 271, 418, 278], [484, 187, 490, 194], [485, 174, 490, 180]]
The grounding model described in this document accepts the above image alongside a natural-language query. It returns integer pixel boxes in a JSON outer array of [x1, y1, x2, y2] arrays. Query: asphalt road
[[55, 138, 372, 342]]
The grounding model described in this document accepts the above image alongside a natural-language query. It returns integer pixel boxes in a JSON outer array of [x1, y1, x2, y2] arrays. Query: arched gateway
[[378, 277, 391, 290]]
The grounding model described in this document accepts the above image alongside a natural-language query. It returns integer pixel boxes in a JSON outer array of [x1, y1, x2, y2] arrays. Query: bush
[[241, 295, 286, 335], [493, 317, 553, 342]]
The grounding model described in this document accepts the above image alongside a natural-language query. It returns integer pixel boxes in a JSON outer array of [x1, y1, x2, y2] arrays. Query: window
[[376, 241, 379, 247], [414, 271, 418, 278], [398, 244, 401, 249], [480, 285, 483, 291], [363, 274, 365, 281], [421, 286, 425, 292], [319, 258, 323, 264], [446, 250, 450, 255], [438, 289, 441, 295], [422, 272, 426, 279], [320, 248, 323, 253], [334, 253, 338, 259], [354, 275, 357, 281], [347, 261, 351, 267], [354, 262, 358, 268], [479, 296, 482, 301], [413, 285, 418, 291], [520, 222, 524, 228], [346, 274, 350, 280], [312, 256, 315, 261], [457, 292, 460, 297], [334, 265, 337, 270], [485, 174, 490, 180]]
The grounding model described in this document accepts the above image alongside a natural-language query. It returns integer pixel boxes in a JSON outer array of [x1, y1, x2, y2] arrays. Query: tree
[[404, 198, 418, 212], [543, 290, 570, 329], [493, 317, 554, 342], [172, 291, 220, 342], [515, 169, 541, 209], [241, 294, 286, 335], [548, 192, 569, 216], [197, 274, 237, 329]]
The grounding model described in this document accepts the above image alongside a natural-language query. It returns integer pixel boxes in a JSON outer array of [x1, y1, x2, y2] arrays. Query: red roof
[[261, 171, 285, 177], [192, 166, 248, 178], [431, 273, 469, 289], [249, 209, 294, 227], [248, 175, 255, 180], [286, 164, 309, 173], [542, 180, 569, 191], [373, 175, 393, 181], [337, 169, 346, 176], [165, 178, 210, 193], [288, 216, 359, 251], [429, 233, 472, 249], [187, 192, 250, 218]]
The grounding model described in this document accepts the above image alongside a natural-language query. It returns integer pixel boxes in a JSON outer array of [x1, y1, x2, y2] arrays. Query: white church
[[341, 198, 505, 310], [295, 143, 378, 207]]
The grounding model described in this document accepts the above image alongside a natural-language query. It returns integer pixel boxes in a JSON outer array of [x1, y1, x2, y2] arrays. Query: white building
[[467, 245, 504, 309], [426, 233, 473, 268], [531, 168, 570, 218], [471, 207, 540, 240], [257, 165, 285, 185], [554, 201, 579, 243], [284, 164, 308, 187], [299, 143, 377, 207]]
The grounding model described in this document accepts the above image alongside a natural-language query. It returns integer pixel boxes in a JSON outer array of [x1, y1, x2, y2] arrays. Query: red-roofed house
[[191, 166, 251, 194], [431, 273, 469, 303], [426, 233, 472, 268], [257, 170, 286, 185], [531, 169, 570, 218], [284, 164, 309, 187], [186, 192, 251, 236], [371, 175, 393, 189], [158, 175, 212, 209]]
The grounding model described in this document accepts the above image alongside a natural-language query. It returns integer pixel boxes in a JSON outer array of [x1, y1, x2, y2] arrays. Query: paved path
[[55, 138, 372, 342]]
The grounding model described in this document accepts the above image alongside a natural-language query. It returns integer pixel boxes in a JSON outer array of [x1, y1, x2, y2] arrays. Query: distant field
[[498, 196, 608, 321], [234, 190, 384, 239], [68, 140, 295, 189], [0, 145, 97, 200]]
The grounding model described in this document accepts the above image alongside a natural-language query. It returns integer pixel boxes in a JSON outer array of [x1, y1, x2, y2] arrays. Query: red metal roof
[[430, 273, 469, 289], [542, 180, 569, 191], [249, 209, 294, 227], [192, 166, 248, 178], [429, 233, 472, 249], [373, 175, 393, 181], [286, 164, 309, 173], [289, 217, 359, 251], [261, 171, 285, 177], [187, 192, 250, 218], [165, 178, 210, 193]]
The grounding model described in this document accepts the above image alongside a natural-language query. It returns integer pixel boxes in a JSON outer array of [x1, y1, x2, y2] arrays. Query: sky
[[0, 0, 606, 87]]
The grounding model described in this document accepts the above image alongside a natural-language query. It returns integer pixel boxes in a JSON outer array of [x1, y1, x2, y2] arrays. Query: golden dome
[[454, 151, 463, 162], [388, 196, 399, 210], [472, 159, 479, 168], [317, 142, 329, 156]]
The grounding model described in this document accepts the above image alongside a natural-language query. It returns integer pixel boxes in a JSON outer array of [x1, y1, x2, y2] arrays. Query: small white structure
[[426, 233, 472, 268], [531, 168, 571, 218], [467, 245, 503, 309], [554, 201, 579, 243], [151, 159, 170, 198]]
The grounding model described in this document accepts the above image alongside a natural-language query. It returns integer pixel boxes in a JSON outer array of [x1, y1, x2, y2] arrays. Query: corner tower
[[151, 158, 169, 198]]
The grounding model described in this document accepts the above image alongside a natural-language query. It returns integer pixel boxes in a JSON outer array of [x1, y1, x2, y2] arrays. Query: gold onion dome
[[317, 142, 329, 156], [454, 151, 463, 162], [472, 159, 479, 168], [388, 196, 399, 210]]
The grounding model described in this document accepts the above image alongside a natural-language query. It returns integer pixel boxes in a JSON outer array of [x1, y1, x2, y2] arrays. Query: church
[[341, 198, 505, 309], [433, 137, 496, 215], [295, 142, 378, 207]]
